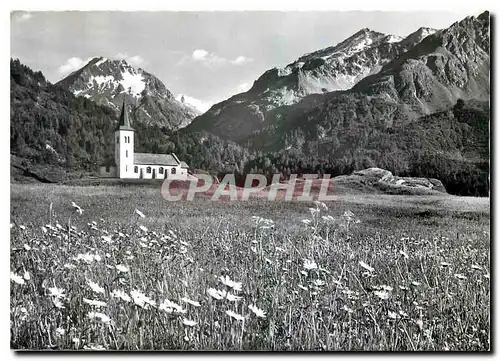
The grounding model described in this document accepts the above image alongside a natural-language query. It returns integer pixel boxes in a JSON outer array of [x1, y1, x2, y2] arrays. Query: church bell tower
[[114, 100, 135, 178]]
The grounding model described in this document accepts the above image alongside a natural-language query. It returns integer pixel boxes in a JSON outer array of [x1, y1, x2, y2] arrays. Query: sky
[[11, 10, 478, 108]]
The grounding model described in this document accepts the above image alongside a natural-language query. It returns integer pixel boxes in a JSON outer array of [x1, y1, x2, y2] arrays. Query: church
[[99, 101, 190, 180]]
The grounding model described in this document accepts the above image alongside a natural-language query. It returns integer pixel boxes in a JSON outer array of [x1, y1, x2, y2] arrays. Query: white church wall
[[115, 129, 135, 178]]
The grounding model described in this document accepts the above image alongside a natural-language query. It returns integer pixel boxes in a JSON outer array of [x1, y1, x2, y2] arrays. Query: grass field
[[10, 183, 490, 351]]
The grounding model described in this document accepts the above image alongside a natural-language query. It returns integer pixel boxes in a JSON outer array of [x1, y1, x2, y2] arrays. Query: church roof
[[180, 161, 189, 168], [117, 100, 134, 131], [134, 153, 180, 166]]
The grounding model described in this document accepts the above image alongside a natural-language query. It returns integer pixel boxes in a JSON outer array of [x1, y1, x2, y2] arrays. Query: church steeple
[[118, 99, 134, 130]]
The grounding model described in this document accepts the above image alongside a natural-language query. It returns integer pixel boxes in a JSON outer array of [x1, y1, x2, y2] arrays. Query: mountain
[[175, 94, 211, 114], [185, 25, 438, 143], [56, 57, 197, 130]]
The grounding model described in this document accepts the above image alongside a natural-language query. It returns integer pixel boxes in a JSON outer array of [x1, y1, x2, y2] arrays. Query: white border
[[3, 1, 498, 360]]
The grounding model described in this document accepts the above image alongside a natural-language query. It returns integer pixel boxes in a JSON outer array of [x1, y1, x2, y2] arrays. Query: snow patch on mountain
[[120, 70, 145, 97], [176, 94, 211, 114], [95, 57, 108, 67], [267, 87, 301, 107]]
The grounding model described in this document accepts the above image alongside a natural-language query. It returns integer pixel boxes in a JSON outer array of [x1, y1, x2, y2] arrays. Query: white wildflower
[[399, 250, 409, 259], [374, 290, 390, 300], [83, 298, 107, 307], [87, 312, 111, 324], [181, 297, 201, 307], [101, 235, 112, 243], [471, 264, 482, 270], [139, 225, 148, 233], [159, 299, 186, 314], [55, 327, 65, 336], [115, 264, 129, 273], [87, 280, 105, 294], [135, 209, 146, 218], [23, 271, 30, 281], [131, 290, 156, 309], [301, 219, 311, 225], [219, 275, 242, 292], [226, 293, 243, 302], [10, 272, 25, 285], [454, 273, 467, 280], [71, 201, 83, 215], [182, 318, 197, 327], [359, 261, 374, 273], [248, 304, 266, 318], [388, 311, 398, 320], [111, 289, 131, 302], [225, 310, 245, 322], [313, 279, 326, 287], [303, 259, 318, 270], [23, 244, 31, 251], [207, 288, 225, 300], [342, 305, 354, 313], [48, 286, 66, 299]]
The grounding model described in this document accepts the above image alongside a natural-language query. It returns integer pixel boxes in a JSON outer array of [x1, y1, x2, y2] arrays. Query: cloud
[[230, 56, 254, 65], [182, 49, 254, 67], [236, 82, 252, 93], [58, 57, 91, 76], [192, 49, 209, 61]]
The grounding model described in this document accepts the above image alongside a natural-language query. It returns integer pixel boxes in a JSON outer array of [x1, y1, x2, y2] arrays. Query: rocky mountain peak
[[56, 56, 198, 130]]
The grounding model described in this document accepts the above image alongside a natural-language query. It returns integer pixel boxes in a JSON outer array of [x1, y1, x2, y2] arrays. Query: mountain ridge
[[56, 57, 199, 130]]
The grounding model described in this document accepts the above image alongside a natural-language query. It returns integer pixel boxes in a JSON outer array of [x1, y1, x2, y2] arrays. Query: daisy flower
[[374, 290, 390, 300], [10, 272, 25, 285], [181, 297, 201, 307], [182, 318, 197, 327], [115, 264, 129, 273], [248, 304, 266, 318], [359, 261, 374, 273], [87, 312, 112, 324], [48, 286, 66, 299], [135, 209, 146, 218], [87, 280, 105, 294], [83, 298, 107, 307], [303, 259, 318, 271], [111, 289, 131, 303], [207, 288, 226, 300], [131, 290, 156, 309], [219, 275, 242, 292], [225, 310, 245, 322]]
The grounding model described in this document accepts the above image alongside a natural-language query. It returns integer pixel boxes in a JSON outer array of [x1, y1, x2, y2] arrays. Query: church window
[[159, 167, 164, 174], [147, 167, 151, 173], [126, 150, 128, 158], [126, 165, 128, 172], [134, 166, 138, 173], [171, 168, 177, 175]]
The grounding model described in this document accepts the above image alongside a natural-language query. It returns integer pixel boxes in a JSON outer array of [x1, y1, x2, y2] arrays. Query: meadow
[[10, 183, 490, 351]]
